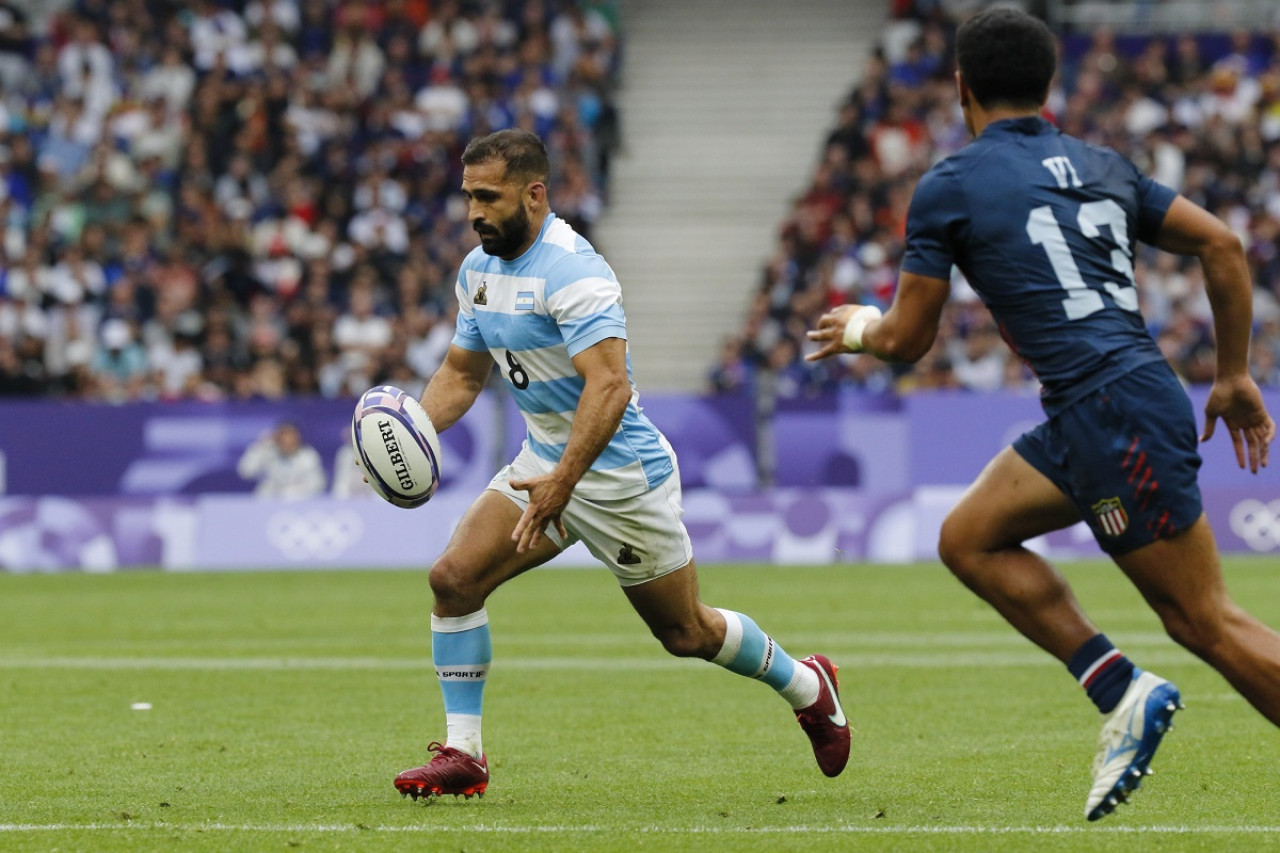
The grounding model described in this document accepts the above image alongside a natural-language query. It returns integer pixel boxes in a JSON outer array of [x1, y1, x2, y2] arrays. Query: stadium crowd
[[0, 0, 619, 400], [5, 2, 1280, 404], [711, 5, 1280, 397]]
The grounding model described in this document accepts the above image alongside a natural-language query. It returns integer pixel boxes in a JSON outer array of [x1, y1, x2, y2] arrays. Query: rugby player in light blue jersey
[[393, 129, 849, 801], [807, 8, 1278, 822]]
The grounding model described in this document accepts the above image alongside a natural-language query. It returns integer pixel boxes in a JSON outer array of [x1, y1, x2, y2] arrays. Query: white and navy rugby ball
[[352, 385, 442, 508]]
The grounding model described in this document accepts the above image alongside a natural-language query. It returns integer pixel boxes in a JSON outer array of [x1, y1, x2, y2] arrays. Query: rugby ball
[[352, 385, 442, 508]]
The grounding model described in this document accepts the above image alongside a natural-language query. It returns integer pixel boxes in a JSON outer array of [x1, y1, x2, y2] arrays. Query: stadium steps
[[595, 0, 884, 392]]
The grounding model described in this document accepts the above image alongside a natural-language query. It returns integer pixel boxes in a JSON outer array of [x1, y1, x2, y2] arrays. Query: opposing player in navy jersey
[[807, 8, 1278, 821], [392, 129, 849, 800]]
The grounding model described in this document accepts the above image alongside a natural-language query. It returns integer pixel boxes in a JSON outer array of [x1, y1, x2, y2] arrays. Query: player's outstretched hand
[[509, 472, 572, 553], [805, 305, 865, 361], [1201, 374, 1275, 473]]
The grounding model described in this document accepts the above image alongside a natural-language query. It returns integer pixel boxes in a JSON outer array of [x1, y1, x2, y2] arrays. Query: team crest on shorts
[[617, 543, 641, 565], [474, 282, 488, 305], [1092, 497, 1129, 537]]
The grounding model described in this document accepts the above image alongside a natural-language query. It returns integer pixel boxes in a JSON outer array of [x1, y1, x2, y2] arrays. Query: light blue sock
[[431, 609, 491, 757], [711, 608, 818, 709]]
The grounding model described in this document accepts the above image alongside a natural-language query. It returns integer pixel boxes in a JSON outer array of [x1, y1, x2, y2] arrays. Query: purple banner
[[0, 495, 180, 571], [0, 395, 500, 498], [1, 387, 1276, 514], [5, 385, 1277, 572], [900, 387, 1280, 489], [4, 484, 1279, 572]]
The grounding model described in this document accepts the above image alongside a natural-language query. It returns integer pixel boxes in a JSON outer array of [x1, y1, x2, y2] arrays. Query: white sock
[[445, 713, 483, 758], [778, 663, 821, 710]]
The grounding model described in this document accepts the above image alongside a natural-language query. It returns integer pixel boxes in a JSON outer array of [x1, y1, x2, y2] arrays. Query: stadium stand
[[713, 0, 1280, 397], [5, 2, 1279, 405], [591, 0, 879, 394], [0, 0, 621, 401]]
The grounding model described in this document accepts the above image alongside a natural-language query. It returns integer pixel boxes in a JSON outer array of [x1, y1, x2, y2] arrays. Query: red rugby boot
[[794, 654, 851, 777], [394, 742, 489, 800]]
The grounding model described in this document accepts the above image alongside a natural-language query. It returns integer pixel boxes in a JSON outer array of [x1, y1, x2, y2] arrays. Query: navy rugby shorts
[[1013, 362, 1203, 556]]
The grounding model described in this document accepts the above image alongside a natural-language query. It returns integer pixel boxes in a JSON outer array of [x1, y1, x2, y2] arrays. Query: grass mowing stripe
[[0, 630, 1186, 650], [3, 824, 1280, 835], [0, 649, 1200, 670]]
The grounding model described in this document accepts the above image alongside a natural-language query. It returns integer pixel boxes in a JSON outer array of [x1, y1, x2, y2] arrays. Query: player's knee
[[937, 515, 975, 576], [428, 553, 482, 610]]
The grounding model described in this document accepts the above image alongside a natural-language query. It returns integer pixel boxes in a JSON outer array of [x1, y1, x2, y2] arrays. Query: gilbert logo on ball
[[352, 385, 442, 508]]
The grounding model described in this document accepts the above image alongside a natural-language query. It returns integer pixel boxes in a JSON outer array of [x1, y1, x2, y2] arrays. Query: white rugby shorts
[[486, 448, 694, 586]]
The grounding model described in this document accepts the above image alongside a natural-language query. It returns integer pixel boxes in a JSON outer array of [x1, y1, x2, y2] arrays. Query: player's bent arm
[[555, 336, 632, 489], [419, 344, 494, 432], [863, 271, 952, 362], [808, 271, 951, 363], [1153, 195, 1254, 378]]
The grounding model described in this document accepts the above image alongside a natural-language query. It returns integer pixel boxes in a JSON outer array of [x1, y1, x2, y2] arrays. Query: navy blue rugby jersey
[[900, 116, 1178, 414]]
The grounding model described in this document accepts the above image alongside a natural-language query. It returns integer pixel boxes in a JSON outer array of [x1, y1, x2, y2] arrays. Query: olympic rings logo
[[1228, 499, 1280, 552], [265, 509, 365, 560]]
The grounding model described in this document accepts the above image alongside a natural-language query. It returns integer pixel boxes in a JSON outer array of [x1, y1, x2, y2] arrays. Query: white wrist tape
[[841, 306, 883, 353]]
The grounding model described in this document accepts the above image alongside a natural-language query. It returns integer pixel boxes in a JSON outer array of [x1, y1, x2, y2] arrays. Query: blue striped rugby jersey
[[452, 213, 676, 499]]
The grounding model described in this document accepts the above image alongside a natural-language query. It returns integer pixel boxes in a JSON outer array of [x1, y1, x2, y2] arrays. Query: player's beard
[[475, 204, 532, 259]]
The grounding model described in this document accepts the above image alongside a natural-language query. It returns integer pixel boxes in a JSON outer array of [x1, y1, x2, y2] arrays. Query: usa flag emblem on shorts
[[1092, 497, 1129, 537]]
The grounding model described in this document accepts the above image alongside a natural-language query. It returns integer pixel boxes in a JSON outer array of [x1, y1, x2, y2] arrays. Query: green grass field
[[2, 559, 1279, 852]]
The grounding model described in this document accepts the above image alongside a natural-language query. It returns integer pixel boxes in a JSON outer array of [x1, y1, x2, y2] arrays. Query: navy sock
[[1066, 634, 1136, 714]]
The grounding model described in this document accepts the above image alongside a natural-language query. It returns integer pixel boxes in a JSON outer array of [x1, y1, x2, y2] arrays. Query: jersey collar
[[982, 115, 1055, 138]]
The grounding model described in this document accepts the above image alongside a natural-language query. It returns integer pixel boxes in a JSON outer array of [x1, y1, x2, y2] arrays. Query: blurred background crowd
[[3, 1, 1280, 405], [0, 0, 619, 400], [711, 3, 1280, 397]]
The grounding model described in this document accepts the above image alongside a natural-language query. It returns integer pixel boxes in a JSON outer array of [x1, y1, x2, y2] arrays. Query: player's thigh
[[433, 488, 564, 598], [942, 445, 1082, 556], [1114, 513, 1230, 626], [563, 473, 694, 588]]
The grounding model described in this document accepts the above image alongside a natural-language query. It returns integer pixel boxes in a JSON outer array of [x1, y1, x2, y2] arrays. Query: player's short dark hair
[[461, 129, 550, 185], [956, 7, 1057, 110]]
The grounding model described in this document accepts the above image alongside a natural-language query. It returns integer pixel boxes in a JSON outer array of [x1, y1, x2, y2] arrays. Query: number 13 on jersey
[[1027, 199, 1141, 321]]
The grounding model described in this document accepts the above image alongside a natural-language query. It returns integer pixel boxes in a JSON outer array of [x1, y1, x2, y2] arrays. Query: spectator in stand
[[331, 424, 372, 499], [0, 1, 32, 93], [707, 336, 754, 395], [236, 420, 326, 499], [333, 272, 393, 394], [188, 0, 248, 73], [90, 317, 147, 401]]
